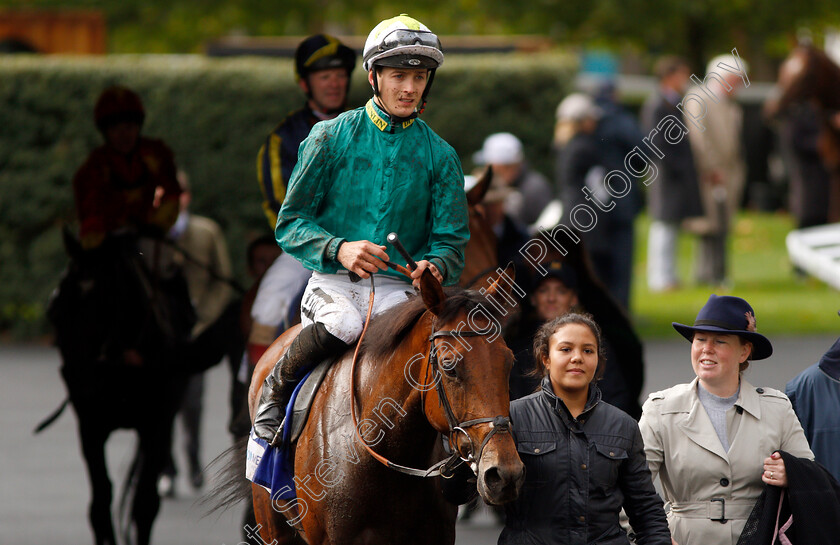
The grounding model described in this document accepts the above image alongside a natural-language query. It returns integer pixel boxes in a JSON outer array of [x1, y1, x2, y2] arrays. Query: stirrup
[[269, 415, 288, 447]]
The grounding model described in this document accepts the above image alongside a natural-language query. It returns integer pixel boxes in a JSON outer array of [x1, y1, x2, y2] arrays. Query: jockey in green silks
[[253, 14, 470, 446]]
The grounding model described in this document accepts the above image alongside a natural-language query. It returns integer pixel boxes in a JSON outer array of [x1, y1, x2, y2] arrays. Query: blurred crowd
[[57, 26, 840, 544]]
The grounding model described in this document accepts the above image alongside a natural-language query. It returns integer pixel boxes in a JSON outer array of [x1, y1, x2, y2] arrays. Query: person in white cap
[[553, 93, 629, 307], [251, 14, 469, 445], [473, 132, 552, 226]]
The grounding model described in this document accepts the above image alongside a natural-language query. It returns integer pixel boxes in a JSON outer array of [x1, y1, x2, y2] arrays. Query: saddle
[[285, 356, 336, 444], [247, 354, 338, 501]]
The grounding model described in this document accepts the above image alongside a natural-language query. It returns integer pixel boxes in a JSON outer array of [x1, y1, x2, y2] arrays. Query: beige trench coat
[[639, 377, 813, 545], [173, 214, 233, 337], [684, 91, 746, 235]]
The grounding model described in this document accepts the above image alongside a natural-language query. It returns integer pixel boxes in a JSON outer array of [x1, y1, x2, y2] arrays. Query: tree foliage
[[6, 0, 840, 67]]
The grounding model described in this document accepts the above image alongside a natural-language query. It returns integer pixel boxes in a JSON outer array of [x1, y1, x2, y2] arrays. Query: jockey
[[73, 85, 182, 250], [253, 14, 470, 445], [248, 34, 357, 369], [70, 86, 194, 368]]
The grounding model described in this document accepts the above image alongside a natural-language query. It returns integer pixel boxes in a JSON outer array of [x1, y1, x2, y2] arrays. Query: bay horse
[[460, 166, 499, 288], [243, 265, 524, 544], [765, 43, 840, 222], [47, 231, 195, 545]]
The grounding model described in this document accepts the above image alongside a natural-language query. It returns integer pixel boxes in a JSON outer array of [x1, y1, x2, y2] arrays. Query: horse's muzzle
[[476, 436, 525, 505]]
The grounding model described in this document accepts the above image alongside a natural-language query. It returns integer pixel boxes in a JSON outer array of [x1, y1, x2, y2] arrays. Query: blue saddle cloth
[[245, 369, 313, 501]]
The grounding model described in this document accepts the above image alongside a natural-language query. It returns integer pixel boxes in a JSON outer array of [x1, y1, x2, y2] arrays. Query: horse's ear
[[420, 268, 446, 316], [484, 262, 517, 304], [465, 165, 492, 207]]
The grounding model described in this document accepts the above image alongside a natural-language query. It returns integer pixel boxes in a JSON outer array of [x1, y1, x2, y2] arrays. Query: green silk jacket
[[276, 99, 469, 285]]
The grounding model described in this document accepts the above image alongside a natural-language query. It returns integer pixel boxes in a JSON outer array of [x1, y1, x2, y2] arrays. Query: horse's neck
[[818, 57, 840, 110], [358, 315, 438, 452]]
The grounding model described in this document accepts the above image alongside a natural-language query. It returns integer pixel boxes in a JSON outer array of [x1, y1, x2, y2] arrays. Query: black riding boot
[[253, 322, 346, 445]]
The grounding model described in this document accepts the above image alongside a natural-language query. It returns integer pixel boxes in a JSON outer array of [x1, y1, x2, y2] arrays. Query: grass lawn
[[630, 211, 840, 339]]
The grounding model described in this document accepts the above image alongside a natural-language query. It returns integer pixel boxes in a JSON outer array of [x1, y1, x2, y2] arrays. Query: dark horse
[[237, 265, 524, 544], [765, 43, 840, 222], [47, 230, 195, 545]]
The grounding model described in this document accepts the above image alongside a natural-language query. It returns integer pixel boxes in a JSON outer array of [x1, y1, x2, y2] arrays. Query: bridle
[[349, 274, 512, 479], [425, 327, 513, 475]]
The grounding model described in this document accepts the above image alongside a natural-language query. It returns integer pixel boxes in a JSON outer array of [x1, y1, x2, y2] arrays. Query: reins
[[348, 234, 511, 479]]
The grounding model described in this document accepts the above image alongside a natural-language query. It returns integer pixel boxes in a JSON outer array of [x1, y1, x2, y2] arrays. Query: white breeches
[[300, 272, 414, 344], [250, 252, 312, 328]]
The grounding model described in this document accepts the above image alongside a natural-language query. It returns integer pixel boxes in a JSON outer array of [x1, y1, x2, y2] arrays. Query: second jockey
[[253, 14, 470, 445], [248, 34, 358, 368]]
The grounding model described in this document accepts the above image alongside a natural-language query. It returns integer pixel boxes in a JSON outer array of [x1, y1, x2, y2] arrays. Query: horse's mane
[[808, 46, 840, 109], [359, 286, 507, 362]]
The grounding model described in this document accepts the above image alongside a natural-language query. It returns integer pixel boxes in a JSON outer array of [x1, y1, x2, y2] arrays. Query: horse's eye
[[439, 357, 458, 378]]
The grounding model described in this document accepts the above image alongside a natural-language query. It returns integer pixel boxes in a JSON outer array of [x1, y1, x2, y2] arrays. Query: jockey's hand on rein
[[337, 240, 389, 279], [411, 260, 442, 288]]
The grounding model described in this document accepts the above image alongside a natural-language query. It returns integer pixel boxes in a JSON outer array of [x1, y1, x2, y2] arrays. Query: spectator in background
[[473, 132, 553, 228], [553, 93, 605, 272], [685, 54, 748, 287], [505, 260, 644, 419], [159, 171, 233, 496], [593, 81, 644, 310], [641, 56, 703, 292], [554, 83, 643, 311], [786, 325, 840, 482], [554, 92, 636, 311]]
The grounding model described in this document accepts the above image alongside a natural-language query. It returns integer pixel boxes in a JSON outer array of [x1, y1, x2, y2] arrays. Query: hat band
[[694, 319, 742, 331]]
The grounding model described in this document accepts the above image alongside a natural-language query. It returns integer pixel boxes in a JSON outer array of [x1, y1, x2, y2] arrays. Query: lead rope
[[348, 268, 460, 478]]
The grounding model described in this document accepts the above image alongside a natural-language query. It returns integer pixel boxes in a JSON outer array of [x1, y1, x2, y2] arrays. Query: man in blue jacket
[[787, 326, 840, 481], [253, 14, 470, 445]]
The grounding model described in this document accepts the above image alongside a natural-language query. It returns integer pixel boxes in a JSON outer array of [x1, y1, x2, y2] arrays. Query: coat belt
[[669, 499, 755, 520]]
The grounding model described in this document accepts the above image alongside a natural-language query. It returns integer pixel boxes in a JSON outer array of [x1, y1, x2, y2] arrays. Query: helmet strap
[[371, 67, 381, 98], [418, 69, 436, 115]]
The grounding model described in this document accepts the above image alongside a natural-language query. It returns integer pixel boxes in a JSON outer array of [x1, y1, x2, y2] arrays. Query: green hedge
[[0, 53, 576, 337]]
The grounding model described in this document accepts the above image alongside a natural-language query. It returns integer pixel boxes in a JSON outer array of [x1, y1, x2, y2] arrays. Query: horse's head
[[461, 166, 499, 287], [767, 45, 840, 118], [418, 263, 524, 505]]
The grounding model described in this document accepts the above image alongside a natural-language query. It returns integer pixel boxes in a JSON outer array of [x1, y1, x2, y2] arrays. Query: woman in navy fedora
[[638, 294, 813, 545]]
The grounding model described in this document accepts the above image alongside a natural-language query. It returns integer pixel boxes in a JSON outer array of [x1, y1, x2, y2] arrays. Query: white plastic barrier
[[786, 222, 840, 291]]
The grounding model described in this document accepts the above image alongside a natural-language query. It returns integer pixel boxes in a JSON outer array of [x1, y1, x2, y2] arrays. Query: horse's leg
[[78, 422, 117, 545], [251, 484, 305, 545], [131, 417, 174, 545]]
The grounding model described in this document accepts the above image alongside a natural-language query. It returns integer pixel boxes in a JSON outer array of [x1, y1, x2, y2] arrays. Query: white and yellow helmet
[[362, 14, 444, 72]]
